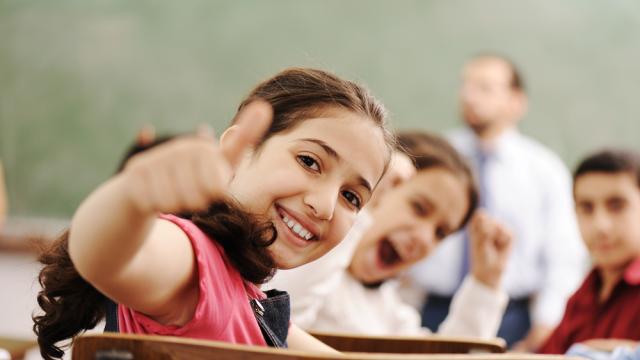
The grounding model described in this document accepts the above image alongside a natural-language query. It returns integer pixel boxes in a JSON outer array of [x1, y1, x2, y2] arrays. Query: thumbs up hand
[[121, 101, 273, 215]]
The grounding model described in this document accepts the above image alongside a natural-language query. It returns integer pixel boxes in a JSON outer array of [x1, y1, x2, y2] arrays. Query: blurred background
[[2, 0, 640, 218], [1, 0, 640, 354]]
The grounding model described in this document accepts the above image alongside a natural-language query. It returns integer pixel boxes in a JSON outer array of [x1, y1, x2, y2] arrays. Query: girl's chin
[[269, 243, 316, 270], [271, 255, 300, 270], [357, 258, 393, 283]]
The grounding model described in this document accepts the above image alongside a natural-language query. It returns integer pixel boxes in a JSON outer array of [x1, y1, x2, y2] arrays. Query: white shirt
[[265, 209, 508, 337], [263, 209, 372, 328], [308, 273, 506, 338], [409, 128, 588, 327]]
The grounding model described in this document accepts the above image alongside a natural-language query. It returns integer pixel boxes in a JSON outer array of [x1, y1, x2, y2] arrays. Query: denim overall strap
[[104, 298, 119, 333], [250, 289, 290, 348]]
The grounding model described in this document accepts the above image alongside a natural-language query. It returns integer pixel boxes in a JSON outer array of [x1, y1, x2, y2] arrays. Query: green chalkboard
[[1, 0, 639, 217]]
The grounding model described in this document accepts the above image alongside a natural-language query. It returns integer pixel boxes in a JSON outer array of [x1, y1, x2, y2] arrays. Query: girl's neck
[[598, 265, 627, 303]]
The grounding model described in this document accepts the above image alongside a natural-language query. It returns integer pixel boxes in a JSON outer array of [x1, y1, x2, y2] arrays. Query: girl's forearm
[[68, 174, 155, 284], [287, 324, 340, 354]]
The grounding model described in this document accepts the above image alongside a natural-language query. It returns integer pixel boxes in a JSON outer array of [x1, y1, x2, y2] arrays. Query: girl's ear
[[219, 125, 239, 151], [219, 124, 259, 167]]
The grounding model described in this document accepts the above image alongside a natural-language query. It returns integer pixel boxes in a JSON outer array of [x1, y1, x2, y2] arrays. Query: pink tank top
[[117, 214, 267, 346]]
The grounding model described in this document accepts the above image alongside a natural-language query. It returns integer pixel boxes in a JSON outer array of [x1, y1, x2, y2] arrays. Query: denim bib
[[250, 289, 290, 348]]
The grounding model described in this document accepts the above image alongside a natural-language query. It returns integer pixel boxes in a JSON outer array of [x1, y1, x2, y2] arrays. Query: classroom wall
[[1, 0, 639, 218]]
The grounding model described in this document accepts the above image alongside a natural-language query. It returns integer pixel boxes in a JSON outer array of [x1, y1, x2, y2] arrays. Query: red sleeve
[[537, 300, 575, 354]]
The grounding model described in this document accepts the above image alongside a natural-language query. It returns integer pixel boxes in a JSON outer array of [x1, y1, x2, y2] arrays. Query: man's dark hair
[[472, 53, 525, 92]]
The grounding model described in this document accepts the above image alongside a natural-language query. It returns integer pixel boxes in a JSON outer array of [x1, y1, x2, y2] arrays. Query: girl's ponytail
[[192, 200, 277, 285], [33, 231, 107, 360]]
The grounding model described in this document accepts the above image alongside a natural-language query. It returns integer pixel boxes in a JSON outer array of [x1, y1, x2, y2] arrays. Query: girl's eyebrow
[[413, 193, 435, 213], [299, 138, 372, 193], [414, 193, 454, 232]]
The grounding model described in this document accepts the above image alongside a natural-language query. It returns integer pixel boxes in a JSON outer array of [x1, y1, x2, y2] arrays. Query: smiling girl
[[33, 68, 394, 359]]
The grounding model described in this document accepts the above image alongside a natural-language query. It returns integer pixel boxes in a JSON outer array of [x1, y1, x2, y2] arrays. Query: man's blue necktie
[[458, 149, 490, 287]]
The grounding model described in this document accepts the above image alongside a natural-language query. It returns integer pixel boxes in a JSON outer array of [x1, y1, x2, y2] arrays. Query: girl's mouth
[[277, 207, 317, 242], [378, 238, 401, 267]]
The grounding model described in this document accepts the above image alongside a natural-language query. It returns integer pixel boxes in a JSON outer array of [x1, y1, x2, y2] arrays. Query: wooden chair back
[[309, 331, 506, 354]]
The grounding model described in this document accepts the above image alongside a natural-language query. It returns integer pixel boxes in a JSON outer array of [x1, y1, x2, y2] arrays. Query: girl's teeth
[[281, 212, 314, 241]]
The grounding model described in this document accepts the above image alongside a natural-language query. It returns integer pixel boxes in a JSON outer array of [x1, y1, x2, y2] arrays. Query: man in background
[[410, 54, 587, 350]]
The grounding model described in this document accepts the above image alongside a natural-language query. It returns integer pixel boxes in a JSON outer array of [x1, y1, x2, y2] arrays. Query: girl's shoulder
[[158, 214, 212, 247], [156, 214, 266, 301], [120, 214, 257, 336], [157, 214, 240, 292]]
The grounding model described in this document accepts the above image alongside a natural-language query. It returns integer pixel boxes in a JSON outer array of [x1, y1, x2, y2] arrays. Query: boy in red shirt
[[538, 149, 640, 354]]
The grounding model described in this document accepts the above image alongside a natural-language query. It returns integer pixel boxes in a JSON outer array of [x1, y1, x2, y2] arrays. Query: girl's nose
[[414, 224, 437, 256], [303, 184, 339, 221]]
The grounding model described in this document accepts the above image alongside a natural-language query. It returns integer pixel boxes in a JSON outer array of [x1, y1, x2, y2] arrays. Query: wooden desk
[[72, 333, 581, 360], [0, 337, 37, 360]]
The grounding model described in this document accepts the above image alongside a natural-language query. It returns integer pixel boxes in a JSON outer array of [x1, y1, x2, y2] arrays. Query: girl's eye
[[435, 226, 448, 241], [297, 155, 320, 172], [342, 190, 362, 210], [411, 200, 428, 217]]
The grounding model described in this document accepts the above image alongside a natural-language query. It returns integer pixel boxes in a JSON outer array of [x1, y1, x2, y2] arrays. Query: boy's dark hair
[[115, 135, 176, 173], [573, 149, 640, 189]]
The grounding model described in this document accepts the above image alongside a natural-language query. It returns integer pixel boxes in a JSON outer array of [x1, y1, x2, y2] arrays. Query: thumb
[[222, 100, 273, 168]]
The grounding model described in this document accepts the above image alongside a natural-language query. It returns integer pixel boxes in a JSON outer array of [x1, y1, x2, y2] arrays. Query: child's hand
[[469, 210, 512, 290], [120, 101, 272, 215]]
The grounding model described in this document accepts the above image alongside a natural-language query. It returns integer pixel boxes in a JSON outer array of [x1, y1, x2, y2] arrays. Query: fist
[[469, 210, 512, 289], [120, 101, 273, 215]]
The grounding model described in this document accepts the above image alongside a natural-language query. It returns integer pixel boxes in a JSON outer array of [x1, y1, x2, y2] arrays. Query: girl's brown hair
[[396, 130, 478, 230], [33, 67, 393, 359], [239, 67, 394, 153]]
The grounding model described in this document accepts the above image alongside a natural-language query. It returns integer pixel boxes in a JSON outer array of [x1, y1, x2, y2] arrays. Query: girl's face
[[227, 109, 388, 269], [368, 151, 416, 208], [349, 168, 469, 283], [574, 172, 640, 271]]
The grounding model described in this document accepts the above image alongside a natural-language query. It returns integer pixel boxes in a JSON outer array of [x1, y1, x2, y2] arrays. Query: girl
[[266, 131, 511, 337], [33, 68, 394, 359]]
